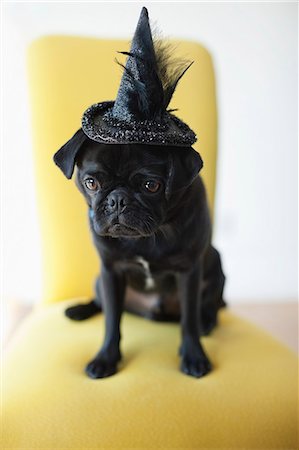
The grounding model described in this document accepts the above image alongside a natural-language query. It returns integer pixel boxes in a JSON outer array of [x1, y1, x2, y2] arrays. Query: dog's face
[[54, 129, 203, 239], [77, 142, 170, 238]]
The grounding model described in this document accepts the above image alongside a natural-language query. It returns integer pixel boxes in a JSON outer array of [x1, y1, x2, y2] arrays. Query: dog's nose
[[107, 190, 129, 213]]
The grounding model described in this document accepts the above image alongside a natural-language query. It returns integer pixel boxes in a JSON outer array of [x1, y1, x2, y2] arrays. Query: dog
[[54, 129, 225, 379]]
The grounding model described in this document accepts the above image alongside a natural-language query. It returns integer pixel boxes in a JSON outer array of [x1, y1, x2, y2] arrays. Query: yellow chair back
[[27, 36, 217, 303]]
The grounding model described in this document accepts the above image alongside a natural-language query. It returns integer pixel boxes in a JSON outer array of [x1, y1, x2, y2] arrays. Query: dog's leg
[[64, 277, 102, 320], [178, 260, 212, 378], [85, 265, 125, 379], [201, 246, 226, 335]]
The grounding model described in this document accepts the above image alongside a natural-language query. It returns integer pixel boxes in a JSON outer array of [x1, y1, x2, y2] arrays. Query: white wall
[[2, 1, 298, 304]]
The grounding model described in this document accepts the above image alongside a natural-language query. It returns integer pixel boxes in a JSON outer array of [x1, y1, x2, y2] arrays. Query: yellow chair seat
[[3, 301, 297, 449]]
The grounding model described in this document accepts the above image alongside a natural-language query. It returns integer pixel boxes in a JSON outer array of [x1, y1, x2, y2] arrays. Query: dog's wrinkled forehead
[[77, 142, 169, 176]]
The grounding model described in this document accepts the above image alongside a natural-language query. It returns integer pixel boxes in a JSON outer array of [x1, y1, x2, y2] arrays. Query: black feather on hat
[[81, 7, 197, 147]]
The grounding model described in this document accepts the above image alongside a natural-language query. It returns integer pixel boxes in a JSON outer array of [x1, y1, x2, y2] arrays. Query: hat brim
[[81, 102, 197, 147]]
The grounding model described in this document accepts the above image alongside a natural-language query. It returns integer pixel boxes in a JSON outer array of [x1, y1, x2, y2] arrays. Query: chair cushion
[[3, 301, 298, 449]]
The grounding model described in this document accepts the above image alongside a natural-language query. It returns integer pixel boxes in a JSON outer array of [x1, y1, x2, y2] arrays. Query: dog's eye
[[84, 178, 99, 191], [144, 180, 161, 193]]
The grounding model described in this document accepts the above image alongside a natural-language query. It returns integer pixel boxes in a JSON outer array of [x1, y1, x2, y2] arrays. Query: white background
[[2, 1, 298, 305]]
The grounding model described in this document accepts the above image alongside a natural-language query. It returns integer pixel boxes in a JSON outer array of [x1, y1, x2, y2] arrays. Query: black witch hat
[[81, 7, 197, 147]]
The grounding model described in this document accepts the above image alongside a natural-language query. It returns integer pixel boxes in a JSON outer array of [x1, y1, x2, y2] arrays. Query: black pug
[[54, 129, 225, 379]]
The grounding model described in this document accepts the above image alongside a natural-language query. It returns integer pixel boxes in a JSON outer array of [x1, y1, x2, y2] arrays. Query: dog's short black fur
[[54, 130, 225, 379]]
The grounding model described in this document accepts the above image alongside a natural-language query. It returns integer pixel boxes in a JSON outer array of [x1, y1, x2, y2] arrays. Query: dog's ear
[[53, 128, 87, 179], [165, 147, 203, 198]]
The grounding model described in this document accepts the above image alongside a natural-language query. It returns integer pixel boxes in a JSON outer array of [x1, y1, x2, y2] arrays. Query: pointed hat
[[81, 7, 197, 146]]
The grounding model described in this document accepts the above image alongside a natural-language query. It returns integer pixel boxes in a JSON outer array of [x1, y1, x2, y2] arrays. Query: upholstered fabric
[[3, 301, 297, 449]]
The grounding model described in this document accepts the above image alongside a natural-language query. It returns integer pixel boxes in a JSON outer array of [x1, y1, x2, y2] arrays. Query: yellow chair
[[3, 36, 297, 449]]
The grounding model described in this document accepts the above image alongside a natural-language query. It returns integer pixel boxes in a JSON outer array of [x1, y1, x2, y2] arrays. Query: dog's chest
[[116, 255, 156, 290], [135, 256, 155, 289]]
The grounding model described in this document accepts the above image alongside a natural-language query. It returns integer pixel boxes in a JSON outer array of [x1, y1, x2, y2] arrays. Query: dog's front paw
[[180, 354, 212, 378], [85, 351, 121, 379], [179, 341, 212, 378]]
